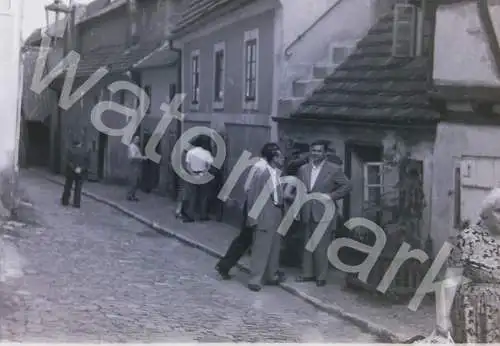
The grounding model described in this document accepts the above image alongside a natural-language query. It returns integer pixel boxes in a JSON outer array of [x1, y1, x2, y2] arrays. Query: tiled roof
[[171, 0, 256, 36], [22, 48, 59, 122], [292, 13, 439, 124], [133, 41, 180, 69], [75, 42, 159, 77]]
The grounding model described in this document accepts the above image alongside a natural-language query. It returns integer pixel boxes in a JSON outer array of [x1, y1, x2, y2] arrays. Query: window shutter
[[392, 3, 417, 57], [382, 162, 399, 223]]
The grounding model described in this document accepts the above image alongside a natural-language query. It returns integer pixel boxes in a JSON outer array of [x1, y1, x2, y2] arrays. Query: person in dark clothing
[[183, 135, 214, 222], [61, 140, 90, 208]]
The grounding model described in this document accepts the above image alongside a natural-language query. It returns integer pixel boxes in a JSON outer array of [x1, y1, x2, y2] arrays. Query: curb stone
[[40, 172, 407, 343]]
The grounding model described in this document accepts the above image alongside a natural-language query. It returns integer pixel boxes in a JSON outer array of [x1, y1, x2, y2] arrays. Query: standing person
[[215, 154, 268, 279], [246, 143, 286, 292], [183, 135, 214, 222], [291, 140, 351, 287], [61, 139, 90, 208], [127, 135, 146, 201], [442, 188, 500, 343]]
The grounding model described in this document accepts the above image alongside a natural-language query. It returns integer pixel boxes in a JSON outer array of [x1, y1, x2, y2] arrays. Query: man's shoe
[[316, 280, 326, 287], [267, 275, 286, 286], [215, 265, 231, 280], [295, 276, 316, 283], [182, 217, 194, 223], [248, 283, 262, 292], [73, 204, 80, 208]]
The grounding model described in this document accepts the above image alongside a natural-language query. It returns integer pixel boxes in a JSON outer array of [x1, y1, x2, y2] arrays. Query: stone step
[[292, 78, 324, 98], [312, 64, 338, 79], [278, 97, 304, 118]]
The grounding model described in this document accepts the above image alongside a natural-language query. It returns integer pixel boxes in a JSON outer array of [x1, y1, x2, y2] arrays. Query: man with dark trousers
[[215, 143, 286, 283], [61, 139, 90, 208]]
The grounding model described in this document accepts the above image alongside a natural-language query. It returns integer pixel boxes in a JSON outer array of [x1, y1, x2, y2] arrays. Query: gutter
[[272, 116, 438, 129]]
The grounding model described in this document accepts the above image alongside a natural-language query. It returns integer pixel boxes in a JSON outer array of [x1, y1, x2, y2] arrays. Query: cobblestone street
[[0, 173, 379, 342]]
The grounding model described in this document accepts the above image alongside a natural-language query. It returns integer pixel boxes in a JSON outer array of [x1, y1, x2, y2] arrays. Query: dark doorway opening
[[97, 132, 107, 180], [25, 120, 51, 167], [140, 131, 160, 193]]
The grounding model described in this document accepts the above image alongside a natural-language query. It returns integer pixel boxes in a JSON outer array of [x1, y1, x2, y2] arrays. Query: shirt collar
[[312, 159, 326, 169]]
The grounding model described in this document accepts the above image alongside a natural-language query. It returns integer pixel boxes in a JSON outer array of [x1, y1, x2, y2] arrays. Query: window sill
[[213, 101, 224, 111], [243, 101, 258, 111]]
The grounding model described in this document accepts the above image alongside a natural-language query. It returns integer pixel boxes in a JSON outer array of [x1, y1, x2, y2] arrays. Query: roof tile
[[292, 12, 438, 123]]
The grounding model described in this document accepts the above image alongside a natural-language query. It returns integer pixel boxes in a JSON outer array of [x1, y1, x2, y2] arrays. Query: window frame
[[363, 162, 384, 203], [190, 49, 200, 111], [391, 2, 420, 58], [143, 85, 152, 114], [243, 29, 259, 111], [213, 41, 226, 110]]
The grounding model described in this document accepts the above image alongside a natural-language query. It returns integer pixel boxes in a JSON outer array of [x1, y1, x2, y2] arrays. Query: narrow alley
[[0, 172, 379, 342]]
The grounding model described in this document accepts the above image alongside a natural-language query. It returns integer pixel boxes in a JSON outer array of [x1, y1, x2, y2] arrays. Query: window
[[213, 42, 225, 109], [243, 29, 259, 110], [363, 162, 383, 204], [143, 85, 151, 114], [392, 2, 419, 57], [332, 46, 349, 65], [190, 50, 200, 109]]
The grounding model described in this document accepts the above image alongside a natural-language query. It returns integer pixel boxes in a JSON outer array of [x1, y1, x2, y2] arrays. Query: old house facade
[[49, 0, 183, 186], [430, 0, 500, 250], [276, 0, 439, 259], [131, 0, 182, 195], [170, 0, 394, 222]]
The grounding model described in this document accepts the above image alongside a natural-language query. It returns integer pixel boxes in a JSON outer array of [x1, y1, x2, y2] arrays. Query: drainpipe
[[169, 39, 182, 199]]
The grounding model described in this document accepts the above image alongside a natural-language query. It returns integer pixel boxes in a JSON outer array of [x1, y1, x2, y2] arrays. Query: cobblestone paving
[[1, 174, 378, 342]]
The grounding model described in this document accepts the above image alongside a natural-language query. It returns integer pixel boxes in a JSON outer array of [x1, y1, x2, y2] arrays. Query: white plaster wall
[[281, 0, 340, 47], [433, 2, 500, 86], [0, 0, 23, 214], [0, 3, 23, 167], [283, 0, 375, 64], [279, 0, 376, 98], [431, 123, 500, 256]]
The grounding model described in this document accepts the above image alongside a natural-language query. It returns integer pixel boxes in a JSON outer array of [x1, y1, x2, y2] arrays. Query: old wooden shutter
[[392, 3, 418, 57]]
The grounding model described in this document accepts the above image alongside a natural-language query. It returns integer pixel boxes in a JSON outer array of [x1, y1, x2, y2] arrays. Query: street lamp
[[44, 0, 71, 40], [44, 0, 74, 174]]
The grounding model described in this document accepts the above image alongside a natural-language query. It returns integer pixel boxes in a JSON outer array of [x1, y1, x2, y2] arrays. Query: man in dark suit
[[61, 140, 90, 208], [287, 140, 351, 287]]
